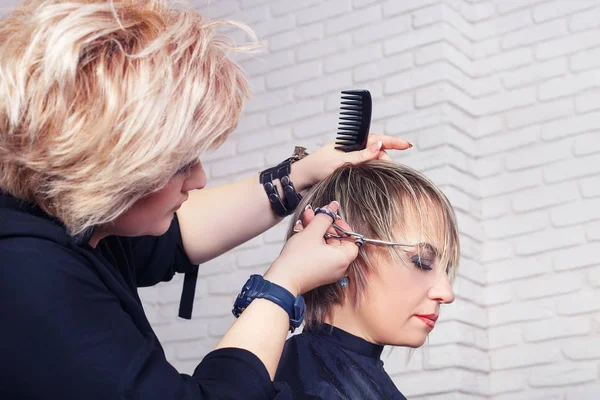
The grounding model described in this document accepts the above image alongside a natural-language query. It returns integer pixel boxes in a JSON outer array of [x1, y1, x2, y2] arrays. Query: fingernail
[[305, 204, 312, 210], [330, 200, 340, 208], [295, 219, 302, 225], [371, 141, 382, 154], [407, 142, 413, 148]]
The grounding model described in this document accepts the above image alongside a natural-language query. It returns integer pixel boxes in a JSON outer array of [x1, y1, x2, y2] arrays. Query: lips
[[415, 314, 438, 328]]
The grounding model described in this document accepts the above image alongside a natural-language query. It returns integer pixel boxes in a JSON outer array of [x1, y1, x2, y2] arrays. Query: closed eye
[[412, 255, 433, 271], [176, 161, 196, 175]]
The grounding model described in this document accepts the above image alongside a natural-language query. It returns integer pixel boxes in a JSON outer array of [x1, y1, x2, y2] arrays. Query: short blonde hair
[[0, 0, 257, 235], [286, 160, 460, 330]]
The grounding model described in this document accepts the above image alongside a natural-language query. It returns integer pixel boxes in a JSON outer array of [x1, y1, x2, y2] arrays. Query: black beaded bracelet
[[260, 167, 289, 217]]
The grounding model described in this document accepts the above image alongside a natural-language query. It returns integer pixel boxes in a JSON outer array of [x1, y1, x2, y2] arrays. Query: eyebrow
[[413, 242, 439, 257]]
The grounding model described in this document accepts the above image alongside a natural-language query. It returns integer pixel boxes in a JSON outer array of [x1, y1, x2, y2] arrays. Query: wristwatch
[[232, 275, 306, 333]]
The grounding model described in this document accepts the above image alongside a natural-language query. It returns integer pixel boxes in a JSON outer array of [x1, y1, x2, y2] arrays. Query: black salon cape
[[275, 324, 407, 400], [0, 193, 291, 400]]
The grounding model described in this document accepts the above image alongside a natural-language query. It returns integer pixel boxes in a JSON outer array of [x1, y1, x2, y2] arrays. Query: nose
[[428, 274, 455, 305], [182, 161, 207, 192]]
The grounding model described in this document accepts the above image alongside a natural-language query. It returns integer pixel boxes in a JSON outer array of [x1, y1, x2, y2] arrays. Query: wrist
[[263, 269, 299, 297], [288, 158, 314, 192]]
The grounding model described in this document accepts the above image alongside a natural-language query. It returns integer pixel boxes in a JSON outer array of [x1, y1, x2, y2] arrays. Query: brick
[[353, 52, 413, 82], [208, 270, 255, 295], [483, 283, 513, 306], [541, 111, 600, 141], [264, 218, 290, 244], [295, 70, 352, 98], [385, 105, 445, 134], [475, 115, 504, 138], [488, 325, 521, 349], [591, 266, 600, 288], [533, 0, 599, 22], [486, 255, 550, 284], [488, 369, 527, 395], [567, 384, 600, 400], [382, 0, 438, 17], [512, 181, 579, 213], [233, 113, 267, 135], [296, 35, 352, 62], [238, 128, 292, 154], [244, 88, 294, 114], [270, 0, 321, 16], [529, 362, 598, 388], [475, 87, 537, 117], [490, 343, 559, 369], [569, 6, 600, 32], [325, 4, 382, 35], [156, 318, 209, 343], [324, 45, 383, 73], [176, 340, 215, 360], [570, 47, 600, 71], [516, 226, 586, 256], [396, 370, 461, 397], [484, 212, 548, 240], [563, 337, 600, 360], [267, 98, 323, 126], [474, 9, 533, 40], [208, 315, 235, 337], [588, 221, 600, 241], [475, 47, 534, 76], [551, 198, 600, 227], [536, 29, 600, 60], [424, 345, 490, 372], [236, 244, 282, 269], [383, 24, 445, 55], [502, 19, 567, 49], [481, 197, 510, 219], [481, 240, 513, 263], [441, 300, 487, 329], [508, 98, 574, 129], [553, 243, 600, 271], [442, 186, 473, 214], [202, 140, 236, 162], [191, 296, 233, 318], [415, 82, 474, 113], [581, 176, 600, 198], [371, 94, 413, 120], [496, 0, 548, 15], [506, 138, 571, 171], [523, 315, 591, 342], [201, 0, 239, 18], [211, 152, 264, 178], [443, 103, 478, 136], [353, 0, 379, 8], [292, 113, 338, 138], [352, 14, 411, 46], [575, 90, 600, 114], [473, 37, 500, 59], [555, 288, 600, 315], [416, 42, 473, 76], [241, 51, 295, 78], [231, 5, 269, 25], [538, 70, 600, 101], [266, 60, 322, 89], [500, 58, 567, 89], [480, 169, 541, 197], [268, 24, 323, 52], [543, 153, 600, 183], [296, 0, 352, 25]]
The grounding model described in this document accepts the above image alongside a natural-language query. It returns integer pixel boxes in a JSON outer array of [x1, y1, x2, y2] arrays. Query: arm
[[178, 136, 411, 265]]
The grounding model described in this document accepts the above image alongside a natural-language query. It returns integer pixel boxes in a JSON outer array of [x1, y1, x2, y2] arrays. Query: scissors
[[300, 207, 414, 248]]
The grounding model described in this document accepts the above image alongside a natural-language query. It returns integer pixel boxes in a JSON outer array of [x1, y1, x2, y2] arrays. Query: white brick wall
[[1, 0, 598, 397]]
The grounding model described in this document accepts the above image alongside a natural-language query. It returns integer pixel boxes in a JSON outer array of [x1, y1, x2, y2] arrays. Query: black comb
[[335, 89, 372, 152]]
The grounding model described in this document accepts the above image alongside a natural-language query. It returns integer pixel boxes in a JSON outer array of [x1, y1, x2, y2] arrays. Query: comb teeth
[[335, 90, 372, 152]]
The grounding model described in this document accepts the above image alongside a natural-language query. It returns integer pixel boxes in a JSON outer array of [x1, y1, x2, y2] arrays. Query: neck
[[324, 299, 378, 345]]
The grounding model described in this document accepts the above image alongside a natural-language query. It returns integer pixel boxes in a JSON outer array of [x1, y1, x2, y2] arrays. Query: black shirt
[[275, 324, 407, 400], [0, 193, 290, 399]]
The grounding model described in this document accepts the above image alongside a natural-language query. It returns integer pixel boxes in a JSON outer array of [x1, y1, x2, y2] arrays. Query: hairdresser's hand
[[291, 134, 412, 190], [263, 201, 358, 296]]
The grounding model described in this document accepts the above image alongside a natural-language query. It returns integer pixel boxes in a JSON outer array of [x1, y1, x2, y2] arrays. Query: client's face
[[357, 211, 455, 348]]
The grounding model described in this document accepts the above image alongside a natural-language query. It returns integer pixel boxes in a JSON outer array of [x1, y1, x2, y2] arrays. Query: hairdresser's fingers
[[369, 134, 413, 151], [301, 206, 315, 227], [292, 219, 304, 234], [303, 201, 340, 237], [377, 149, 392, 161]]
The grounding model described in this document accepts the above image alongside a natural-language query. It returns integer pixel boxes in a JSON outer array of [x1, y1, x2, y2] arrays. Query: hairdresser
[[0, 0, 411, 399]]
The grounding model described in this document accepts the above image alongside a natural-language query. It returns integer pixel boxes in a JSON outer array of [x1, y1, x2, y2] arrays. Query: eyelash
[[176, 162, 195, 175], [412, 255, 433, 271]]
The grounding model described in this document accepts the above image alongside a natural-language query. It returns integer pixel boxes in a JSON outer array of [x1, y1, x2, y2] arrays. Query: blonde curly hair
[[0, 0, 258, 235]]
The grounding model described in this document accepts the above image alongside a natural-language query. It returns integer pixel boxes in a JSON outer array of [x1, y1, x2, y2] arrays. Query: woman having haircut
[[275, 160, 460, 400], [0, 0, 411, 399]]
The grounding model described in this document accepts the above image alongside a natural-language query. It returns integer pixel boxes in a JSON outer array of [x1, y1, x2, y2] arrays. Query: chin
[[146, 215, 174, 236], [386, 335, 427, 348]]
